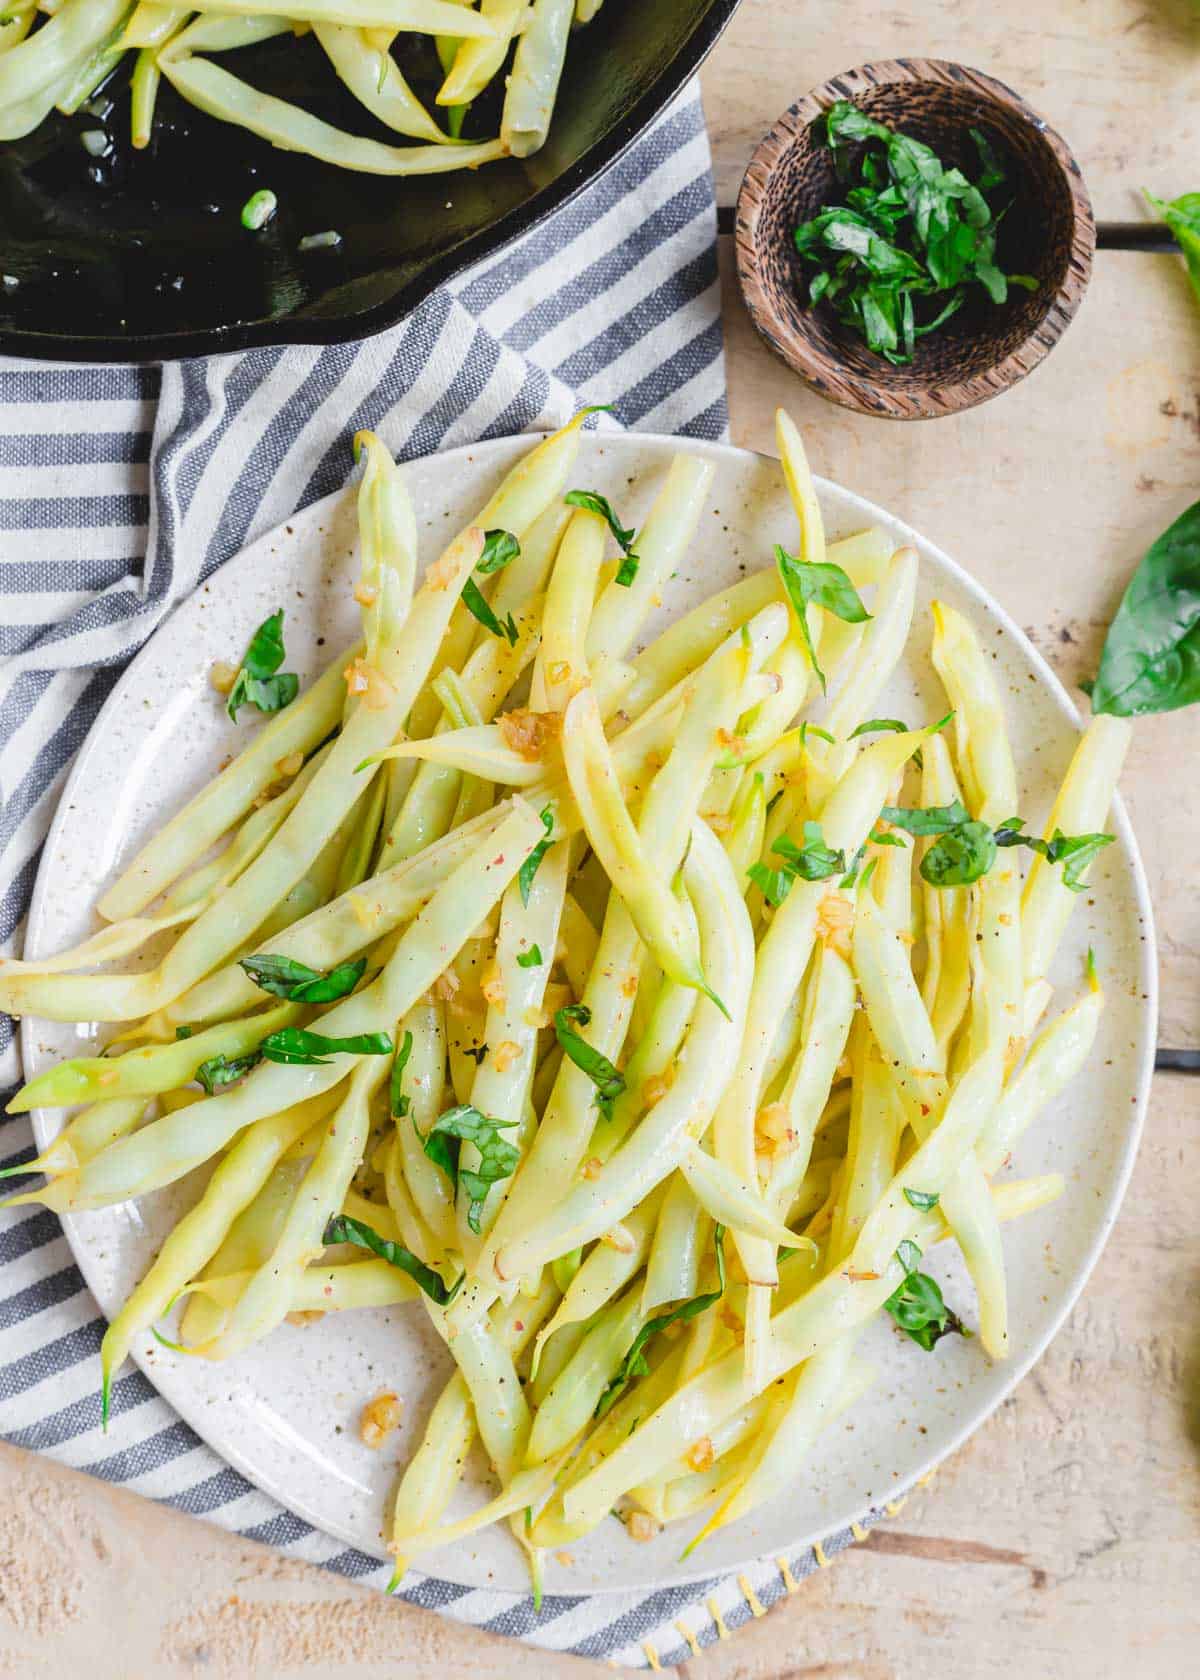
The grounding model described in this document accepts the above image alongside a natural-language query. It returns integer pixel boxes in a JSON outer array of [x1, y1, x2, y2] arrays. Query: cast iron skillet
[[0, 0, 741, 363]]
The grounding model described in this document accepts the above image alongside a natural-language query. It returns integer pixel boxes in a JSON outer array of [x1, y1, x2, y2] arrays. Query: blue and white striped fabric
[[0, 86, 885, 1669]]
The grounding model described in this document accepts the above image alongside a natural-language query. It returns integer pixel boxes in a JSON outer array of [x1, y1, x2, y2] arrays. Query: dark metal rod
[[1155, 1049, 1200, 1073], [715, 204, 1180, 255]]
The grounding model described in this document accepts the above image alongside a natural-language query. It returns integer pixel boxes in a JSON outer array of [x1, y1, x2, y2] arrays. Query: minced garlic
[[209, 659, 238, 696], [685, 1436, 714, 1473], [343, 657, 396, 711], [492, 1039, 520, 1073], [359, 1391, 404, 1448], [499, 707, 561, 762]]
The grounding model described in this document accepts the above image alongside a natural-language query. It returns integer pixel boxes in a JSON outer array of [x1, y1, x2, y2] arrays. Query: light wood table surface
[[2, 3, 1198, 1674]]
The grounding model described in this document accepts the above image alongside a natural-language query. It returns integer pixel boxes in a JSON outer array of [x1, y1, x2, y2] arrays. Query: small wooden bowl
[[735, 59, 1096, 420]]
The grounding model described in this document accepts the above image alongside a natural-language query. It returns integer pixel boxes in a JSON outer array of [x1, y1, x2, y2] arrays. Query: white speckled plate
[[22, 433, 1156, 1596]]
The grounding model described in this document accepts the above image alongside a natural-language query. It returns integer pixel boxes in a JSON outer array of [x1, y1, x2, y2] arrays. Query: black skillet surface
[[0, 0, 742, 362]]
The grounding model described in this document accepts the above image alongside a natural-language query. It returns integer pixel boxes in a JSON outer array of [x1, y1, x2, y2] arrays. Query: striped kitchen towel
[[0, 84, 889, 1671]]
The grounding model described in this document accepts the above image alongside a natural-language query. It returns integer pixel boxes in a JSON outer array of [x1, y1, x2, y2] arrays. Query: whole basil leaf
[[322, 1212, 462, 1305], [1089, 499, 1200, 717]]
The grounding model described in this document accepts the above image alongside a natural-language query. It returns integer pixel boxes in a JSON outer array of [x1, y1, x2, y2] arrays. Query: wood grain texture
[[722, 237, 1200, 1041], [735, 59, 1094, 419], [3, 12, 1199, 1666], [701, 0, 1200, 221], [679, 1070, 1200, 1679]]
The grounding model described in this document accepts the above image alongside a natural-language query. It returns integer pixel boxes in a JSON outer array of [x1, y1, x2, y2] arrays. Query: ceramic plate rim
[[22, 430, 1158, 1592]]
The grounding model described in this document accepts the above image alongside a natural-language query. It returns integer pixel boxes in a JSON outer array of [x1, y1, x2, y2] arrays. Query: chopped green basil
[[516, 944, 543, 969], [564, 489, 640, 585], [553, 1003, 625, 1120], [461, 576, 518, 646], [196, 1049, 262, 1094], [795, 102, 1029, 364], [920, 818, 997, 887], [748, 820, 846, 906], [518, 806, 555, 905], [596, 1226, 726, 1417], [238, 953, 366, 1003], [880, 800, 970, 836], [322, 1212, 462, 1305], [258, 1026, 393, 1065], [903, 1187, 940, 1211], [389, 1029, 414, 1120], [477, 529, 521, 575], [774, 543, 871, 693], [420, 1104, 520, 1235], [883, 1240, 969, 1350], [226, 609, 299, 722]]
